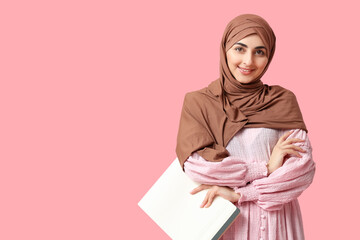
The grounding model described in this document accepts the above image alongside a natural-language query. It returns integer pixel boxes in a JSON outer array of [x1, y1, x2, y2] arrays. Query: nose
[[242, 52, 253, 66]]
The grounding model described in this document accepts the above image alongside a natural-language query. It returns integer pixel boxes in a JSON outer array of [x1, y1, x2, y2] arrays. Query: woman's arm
[[235, 129, 315, 211], [184, 152, 268, 188]]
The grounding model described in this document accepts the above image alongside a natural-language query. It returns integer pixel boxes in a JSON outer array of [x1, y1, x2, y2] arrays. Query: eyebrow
[[235, 42, 266, 49]]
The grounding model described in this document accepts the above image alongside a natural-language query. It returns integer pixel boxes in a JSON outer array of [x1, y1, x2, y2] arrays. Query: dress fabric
[[184, 128, 315, 240]]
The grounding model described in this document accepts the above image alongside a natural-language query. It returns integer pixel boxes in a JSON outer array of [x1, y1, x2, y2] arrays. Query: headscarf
[[176, 14, 307, 168]]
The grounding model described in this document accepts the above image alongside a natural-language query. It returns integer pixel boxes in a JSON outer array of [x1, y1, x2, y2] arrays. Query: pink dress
[[184, 128, 315, 240]]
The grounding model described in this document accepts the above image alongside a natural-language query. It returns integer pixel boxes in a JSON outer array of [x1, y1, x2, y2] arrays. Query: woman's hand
[[190, 184, 240, 208], [267, 130, 306, 175]]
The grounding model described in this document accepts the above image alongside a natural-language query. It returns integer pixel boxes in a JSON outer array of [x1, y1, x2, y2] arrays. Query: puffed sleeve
[[184, 152, 268, 188], [234, 129, 316, 211]]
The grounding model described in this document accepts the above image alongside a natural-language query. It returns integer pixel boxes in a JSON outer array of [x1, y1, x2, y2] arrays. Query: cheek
[[257, 59, 268, 71], [227, 53, 240, 68]]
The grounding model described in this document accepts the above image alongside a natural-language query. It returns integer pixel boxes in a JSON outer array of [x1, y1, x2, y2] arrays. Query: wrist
[[235, 184, 259, 203], [232, 191, 241, 203], [266, 163, 276, 176], [266, 163, 272, 176]]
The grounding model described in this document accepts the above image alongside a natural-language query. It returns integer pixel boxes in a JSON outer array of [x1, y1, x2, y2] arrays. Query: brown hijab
[[176, 14, 307, 168]]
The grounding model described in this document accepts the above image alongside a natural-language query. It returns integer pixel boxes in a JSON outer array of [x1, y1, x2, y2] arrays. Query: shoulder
[[183, 89, 207, 108], [183, 81, 220, 108], [268, 84, 293, 94], [267, 84, 298, 101]]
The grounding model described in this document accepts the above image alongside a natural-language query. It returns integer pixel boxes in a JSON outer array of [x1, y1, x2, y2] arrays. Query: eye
[[255, 49, 265, 55], [235, 47, 244, 52]]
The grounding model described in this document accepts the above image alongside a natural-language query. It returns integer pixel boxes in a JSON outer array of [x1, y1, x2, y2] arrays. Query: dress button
[[261, 214, 266, 219], [260, 226, 265, 231]]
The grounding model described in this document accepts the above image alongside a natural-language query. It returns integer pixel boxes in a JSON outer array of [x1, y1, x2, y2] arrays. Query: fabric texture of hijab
[[176, 14, 307, 168]]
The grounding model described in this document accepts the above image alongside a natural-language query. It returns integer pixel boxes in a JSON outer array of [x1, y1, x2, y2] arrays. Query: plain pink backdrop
[[1, 0, 359, 239]]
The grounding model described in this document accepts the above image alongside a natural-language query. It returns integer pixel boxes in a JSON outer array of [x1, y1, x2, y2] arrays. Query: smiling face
[[226, 34, 269, 84]]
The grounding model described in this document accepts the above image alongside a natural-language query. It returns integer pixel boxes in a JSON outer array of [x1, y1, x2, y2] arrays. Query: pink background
[[1, 0, 359, 239]]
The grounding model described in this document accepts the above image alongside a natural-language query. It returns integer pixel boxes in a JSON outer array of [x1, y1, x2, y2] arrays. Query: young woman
[[176, 14, 315, 240]]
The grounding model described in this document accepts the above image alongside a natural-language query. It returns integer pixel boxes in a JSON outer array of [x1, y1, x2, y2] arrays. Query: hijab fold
[[176, 14, 307, 168]]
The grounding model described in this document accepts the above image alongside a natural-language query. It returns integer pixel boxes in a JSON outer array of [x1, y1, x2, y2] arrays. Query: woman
[[176, 14, 315, 240]]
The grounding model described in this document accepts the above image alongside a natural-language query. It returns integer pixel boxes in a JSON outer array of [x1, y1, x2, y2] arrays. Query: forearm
[[184, 152, 268, 188], [235, 129, 316, 211], [235, 165, 315, 211]]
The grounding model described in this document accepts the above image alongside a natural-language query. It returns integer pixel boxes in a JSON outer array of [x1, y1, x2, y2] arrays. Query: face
[[226, 34, 269, 84]]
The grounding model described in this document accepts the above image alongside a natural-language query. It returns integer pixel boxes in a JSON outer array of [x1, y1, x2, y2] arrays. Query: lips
[[238, 66, 254, 75]]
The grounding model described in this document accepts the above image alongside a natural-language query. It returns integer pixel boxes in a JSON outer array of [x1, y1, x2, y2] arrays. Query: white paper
[[138, 159, 240, 240]]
